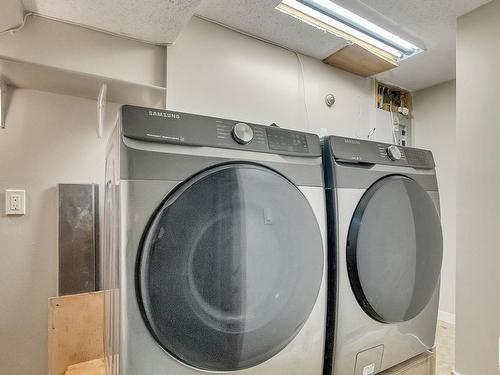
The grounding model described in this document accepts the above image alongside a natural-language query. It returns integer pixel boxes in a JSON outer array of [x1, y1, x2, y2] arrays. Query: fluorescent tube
[[277, 0, 423, 60]]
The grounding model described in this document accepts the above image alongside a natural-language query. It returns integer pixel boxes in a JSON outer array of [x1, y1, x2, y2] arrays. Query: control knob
[[387, 145, 402, 161], [232, 122, 254, 145]]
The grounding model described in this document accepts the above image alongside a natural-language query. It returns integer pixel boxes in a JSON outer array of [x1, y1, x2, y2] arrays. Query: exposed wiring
[[198, 15, 312, 131], [367, 127, 376, 139], [35, 12, 165, 45], [0, 12, 33, 35], [2, 11, 163, 44], [196, 15, 294, 53], [294, 52, 311, 131], [390, 101, 398, 144]]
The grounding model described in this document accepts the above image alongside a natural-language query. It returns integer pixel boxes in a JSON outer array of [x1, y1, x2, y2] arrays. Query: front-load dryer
[[322, 136, 443, 375], [102, 105, 327, 375]]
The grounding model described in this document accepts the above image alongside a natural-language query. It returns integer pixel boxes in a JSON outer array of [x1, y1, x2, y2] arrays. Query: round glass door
[[137, 164, 324, 371], [347, 175, 443, 323]]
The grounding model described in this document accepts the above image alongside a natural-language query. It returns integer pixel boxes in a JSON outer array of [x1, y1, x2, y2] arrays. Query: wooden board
[[324, 44, 399, 77], [48, 292, 104, 375], [64, 359, 105, 375]]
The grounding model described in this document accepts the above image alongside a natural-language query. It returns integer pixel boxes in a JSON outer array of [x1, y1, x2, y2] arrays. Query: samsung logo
[[344, 138, 361, 145], [148, 110, 180, 119]]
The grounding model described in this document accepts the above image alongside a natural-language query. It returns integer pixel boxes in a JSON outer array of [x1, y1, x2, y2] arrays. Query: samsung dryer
[[322, 136, 443, 375], [102, 105, 327, 375]]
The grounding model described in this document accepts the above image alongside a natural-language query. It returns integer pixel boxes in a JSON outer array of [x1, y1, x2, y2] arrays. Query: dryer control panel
[[121, 105, 321, 157], [330, 136, 435, 169]]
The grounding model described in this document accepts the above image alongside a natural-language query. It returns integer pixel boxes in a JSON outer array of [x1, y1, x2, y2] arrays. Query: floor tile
[[435, 320, 455, 375]]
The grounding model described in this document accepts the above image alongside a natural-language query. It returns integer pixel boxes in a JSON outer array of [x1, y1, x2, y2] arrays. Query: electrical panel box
[[376, 81, 412, 147], [393, 112, 411, 147]]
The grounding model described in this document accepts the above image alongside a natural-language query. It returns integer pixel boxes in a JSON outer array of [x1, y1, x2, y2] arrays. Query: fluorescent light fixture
[[277, 0, 423, 60]]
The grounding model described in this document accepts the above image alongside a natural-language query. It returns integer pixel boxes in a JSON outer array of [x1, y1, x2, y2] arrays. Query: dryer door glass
[[347, 175, 443, 323], [137, 164, 324, 371]]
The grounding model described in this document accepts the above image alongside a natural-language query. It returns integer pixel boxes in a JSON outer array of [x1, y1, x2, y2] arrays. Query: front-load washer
[[322, 136, 443, 375], [102, 105, 327, 375]]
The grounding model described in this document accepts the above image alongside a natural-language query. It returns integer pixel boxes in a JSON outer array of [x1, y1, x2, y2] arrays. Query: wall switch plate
[[5, 189, 26, 215]]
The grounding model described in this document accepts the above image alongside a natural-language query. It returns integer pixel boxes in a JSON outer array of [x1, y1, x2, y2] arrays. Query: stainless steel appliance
[[322, 136, 443, 375], [103, 105, 327, 375]]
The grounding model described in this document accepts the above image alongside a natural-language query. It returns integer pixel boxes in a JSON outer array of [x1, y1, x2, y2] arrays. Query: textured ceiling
[[356, 0, 493, 90], [195, 0, 348, 59], [195, 0, 491, 90], [21, 0, 201, 44], [21, 0, 492, 90]]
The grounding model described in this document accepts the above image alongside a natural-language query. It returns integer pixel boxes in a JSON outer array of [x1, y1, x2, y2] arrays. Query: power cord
[[390, 101, 398, 144], [294, 51, 311, 131], [198, 16, 313, 132], [367, 127, 376, 139], [0, 12, 33, 35]]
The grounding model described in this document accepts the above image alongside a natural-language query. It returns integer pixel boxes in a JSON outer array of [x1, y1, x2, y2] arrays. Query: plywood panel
[[64, 359, 105, 375], [324, 44, 398, 77], [48, 292, 104, 375]]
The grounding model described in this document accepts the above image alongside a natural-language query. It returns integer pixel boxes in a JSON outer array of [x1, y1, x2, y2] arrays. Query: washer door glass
[[137, 164, 324, 371], [347, 175, 443, 323]]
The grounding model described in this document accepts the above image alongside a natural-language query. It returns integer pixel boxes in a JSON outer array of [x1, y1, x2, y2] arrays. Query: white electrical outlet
[[5, 190, 26, 215]]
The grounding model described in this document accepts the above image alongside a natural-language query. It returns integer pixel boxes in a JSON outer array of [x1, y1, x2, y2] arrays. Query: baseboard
[[438, 310, 456, 325]]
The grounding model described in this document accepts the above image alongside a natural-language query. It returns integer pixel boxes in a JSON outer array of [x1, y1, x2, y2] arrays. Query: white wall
[[0, 17, 168, 375], [167, 17, 389, 142], [456, 1, 500, 374], [0, 88, 118, 375], [413, 80, 456, 324]]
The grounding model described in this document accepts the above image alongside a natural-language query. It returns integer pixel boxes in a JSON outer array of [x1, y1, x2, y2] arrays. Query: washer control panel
[[121, 105, 321, 157], [267, 127, 309, 153], [330, 136, 435, 169]]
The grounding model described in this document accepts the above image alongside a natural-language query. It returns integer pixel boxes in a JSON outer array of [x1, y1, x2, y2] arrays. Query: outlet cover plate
[[5, 189, 26, 215]]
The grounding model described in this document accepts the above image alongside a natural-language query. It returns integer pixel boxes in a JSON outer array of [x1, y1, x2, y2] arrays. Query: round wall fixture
[[325, 94, 336, 107]]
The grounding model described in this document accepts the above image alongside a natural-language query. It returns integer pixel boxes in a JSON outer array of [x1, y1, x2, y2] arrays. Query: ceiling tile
[[195, 0, 348, 59]]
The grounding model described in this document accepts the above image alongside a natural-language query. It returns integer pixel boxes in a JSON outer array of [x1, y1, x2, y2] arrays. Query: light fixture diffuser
[[277, 0, 423, 61]]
